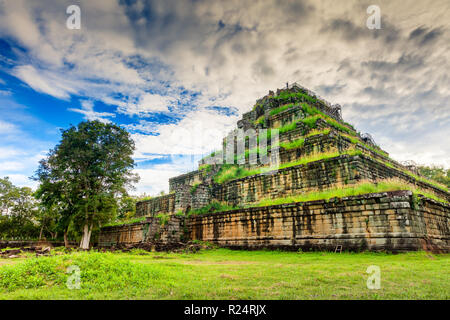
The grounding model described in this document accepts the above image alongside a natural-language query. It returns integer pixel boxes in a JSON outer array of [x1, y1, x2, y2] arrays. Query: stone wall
[[174, 184, 212, 214], [169, 171, 203, 192], [98, 216, 184, 247], [187, 191, 449, 252], [269, 106, 305, 129], [100, 191, 449, 252], [136, 193, 176, 217]]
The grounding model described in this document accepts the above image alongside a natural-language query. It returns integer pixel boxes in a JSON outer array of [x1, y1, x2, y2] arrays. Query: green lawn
[[0, 249, 448, 300]]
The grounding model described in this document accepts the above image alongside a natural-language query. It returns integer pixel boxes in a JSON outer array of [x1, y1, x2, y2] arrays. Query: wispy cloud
[[69, 100, 116, 123]]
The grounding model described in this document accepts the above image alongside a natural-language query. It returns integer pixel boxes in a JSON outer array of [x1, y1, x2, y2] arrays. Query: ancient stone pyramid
[[100, 83, 449, 252]]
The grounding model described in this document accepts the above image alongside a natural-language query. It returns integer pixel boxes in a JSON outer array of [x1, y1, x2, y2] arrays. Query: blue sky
[[0, 0, 449, 195]]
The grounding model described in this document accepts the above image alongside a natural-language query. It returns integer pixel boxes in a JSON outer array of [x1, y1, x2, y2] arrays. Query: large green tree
[[35, 121, 139, 249]]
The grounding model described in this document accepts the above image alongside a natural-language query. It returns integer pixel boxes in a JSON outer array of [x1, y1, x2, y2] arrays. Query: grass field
[[0, 249, 449, 300]]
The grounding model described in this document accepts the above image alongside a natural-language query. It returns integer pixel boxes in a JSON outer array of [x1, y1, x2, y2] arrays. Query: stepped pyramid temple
[[99, 83, 450, 252]]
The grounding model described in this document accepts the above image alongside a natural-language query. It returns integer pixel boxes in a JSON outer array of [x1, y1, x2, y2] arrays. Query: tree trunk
[[39, 225, 44, 240], [64, 231, 69, 248], [79, 222, 93, 250]]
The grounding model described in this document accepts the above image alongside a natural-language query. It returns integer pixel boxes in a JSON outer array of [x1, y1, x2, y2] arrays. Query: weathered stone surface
[[187, 191, 449, 252], [98, 216, 184, 247], [100, 191, 449, 252], [136, 193, 175, 217]]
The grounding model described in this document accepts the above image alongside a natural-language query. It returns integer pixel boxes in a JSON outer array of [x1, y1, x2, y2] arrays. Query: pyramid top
[[251, 82, 343, 122]]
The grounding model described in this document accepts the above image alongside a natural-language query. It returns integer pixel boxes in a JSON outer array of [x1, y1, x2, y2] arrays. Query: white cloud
[[0, 161, 25, 171], [133, 166, 181, 195], [118, 93, 174, 116], [133, 154, 202, 195], [132, 107, 238, 156], [3, 174, 38, 189], [0, 147, 25, 159], [0, 120, 17, 134], [69, 100, 116, 123], [13, 65, 77, 99]]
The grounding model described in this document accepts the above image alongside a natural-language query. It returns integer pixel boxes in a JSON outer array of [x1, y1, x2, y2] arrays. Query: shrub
[[0, 252, 160, 291]]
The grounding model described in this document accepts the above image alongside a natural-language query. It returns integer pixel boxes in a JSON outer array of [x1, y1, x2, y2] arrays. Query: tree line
[[0, 121, 148, 248]]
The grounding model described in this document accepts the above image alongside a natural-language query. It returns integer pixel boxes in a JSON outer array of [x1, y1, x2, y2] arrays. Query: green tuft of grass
[[199, 164, 212, 172], [189, 200, 237, 216], [274, 91, 318, 105], [103, 216, 146, 227], [156, 213, 170, 226], [254, 115, 265, 125], [280, 138, 305, 150], [269, 103, 295, 116], [279, 129, 332, 151]]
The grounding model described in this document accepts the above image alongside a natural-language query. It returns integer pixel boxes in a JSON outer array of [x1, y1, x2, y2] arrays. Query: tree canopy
[[34, 121, 139, 249]]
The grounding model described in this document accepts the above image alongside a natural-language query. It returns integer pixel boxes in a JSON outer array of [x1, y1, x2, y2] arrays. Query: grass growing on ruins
[[0, 249, 448, 299], [256, 178, 449, 207], [340, 133, 389, 158], [103, 216, 147, 227], [269, 103, 295, 116], [274, 91, 319, 105], [279, 129, 331, 150], [279, 138, 305, 150], [380, 160, 449, 192], [306, 128, 331, 137], [254, 115, 265, 125], [277, 148, 362, 170]]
